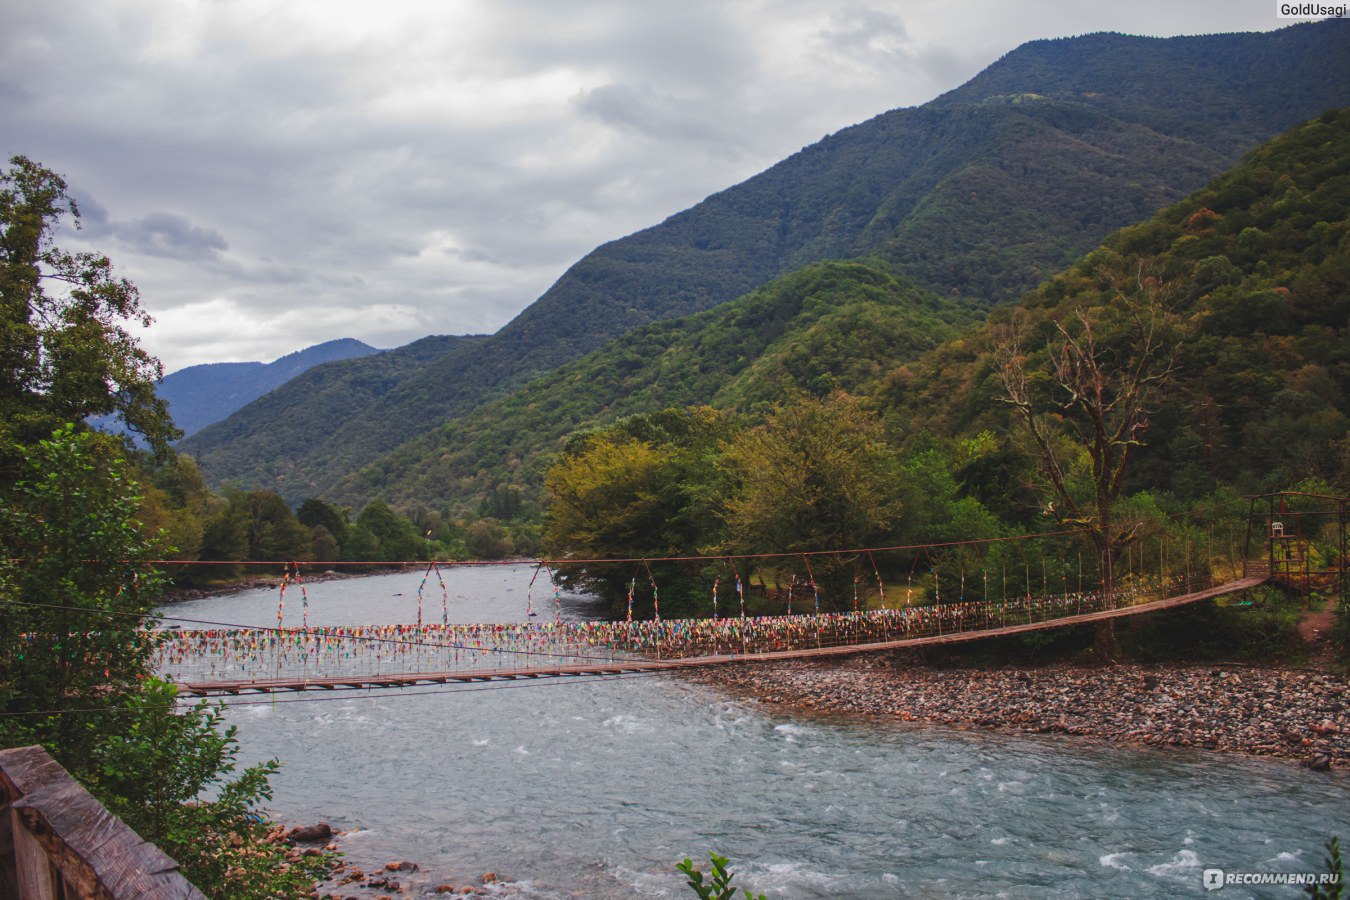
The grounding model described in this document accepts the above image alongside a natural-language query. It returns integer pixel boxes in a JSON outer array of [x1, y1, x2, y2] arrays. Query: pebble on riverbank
[[694, 656, 1348, 766], [312, 834, 511, 899]]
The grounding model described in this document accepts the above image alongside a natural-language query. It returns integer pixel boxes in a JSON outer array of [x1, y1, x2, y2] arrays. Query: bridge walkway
[[176, 575, 1268, 698]]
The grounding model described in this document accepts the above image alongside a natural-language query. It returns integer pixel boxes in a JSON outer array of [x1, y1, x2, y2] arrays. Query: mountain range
[[98, 339, 380, 442], [178, 20, 1350, 509]]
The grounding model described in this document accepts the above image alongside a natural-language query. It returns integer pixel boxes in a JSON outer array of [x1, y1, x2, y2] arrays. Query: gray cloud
[[65, 188, 111, 226], [819, 6, 912, 60], [112, 211, 229, 260], [0, 0, 1279, 371], [573, 83, 743, 149]]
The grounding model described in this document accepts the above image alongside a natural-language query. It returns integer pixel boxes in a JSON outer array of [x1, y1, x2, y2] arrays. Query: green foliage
[[93, 680, 331, 898], [464, 518, 514, 559], [340, 260, 964, 514], [535, 111, 1350, 651], [0, 156, 177, 474], [545, 408, 733, 614], [0, 426, 163, 767], [297, 497, 350, 543], [723, 395, 902, 556], [0, 426, 333, 896], [197, 488, 314, 575], [0, 427, 335, 895], [356, 498, 427, 562], [179, 333, 487, 505], [677, 852, 767, 900], [886, 108, 1350, 502], [1305, 836, 1343, 900]]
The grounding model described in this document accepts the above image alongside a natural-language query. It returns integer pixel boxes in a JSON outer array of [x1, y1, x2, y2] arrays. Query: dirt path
[[1299, 595, 1339, 667]]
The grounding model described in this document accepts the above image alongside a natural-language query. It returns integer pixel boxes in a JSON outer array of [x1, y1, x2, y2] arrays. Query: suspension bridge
[[165, 575, 1266, 697], [156, 492, 1346, 698]]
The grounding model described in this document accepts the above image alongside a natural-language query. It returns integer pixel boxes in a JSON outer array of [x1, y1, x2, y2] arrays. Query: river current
[[163, 565, 1350, 898]]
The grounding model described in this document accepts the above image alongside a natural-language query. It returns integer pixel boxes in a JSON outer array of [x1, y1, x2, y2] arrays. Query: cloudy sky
[[3, 1, 1284, 372]]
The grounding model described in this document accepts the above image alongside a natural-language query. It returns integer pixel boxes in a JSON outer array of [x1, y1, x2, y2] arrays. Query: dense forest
[[535, 109, 1350, 628], [135, 453, 532, 582], [331, 261, 970, 510], [178, 20, 1350, 507]]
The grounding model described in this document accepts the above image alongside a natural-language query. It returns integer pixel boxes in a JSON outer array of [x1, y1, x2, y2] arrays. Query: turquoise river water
[[162, 565, 1350, 898]]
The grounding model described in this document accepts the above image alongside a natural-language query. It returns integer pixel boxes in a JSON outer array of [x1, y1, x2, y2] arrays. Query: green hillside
[[177, 334, 486, 498], [879, 107, 1350, 504], [348, 107, 1350, 518], [331, 261, 968, 509], [181, 21, 1350, 504], [535, 108, 1350, 621]]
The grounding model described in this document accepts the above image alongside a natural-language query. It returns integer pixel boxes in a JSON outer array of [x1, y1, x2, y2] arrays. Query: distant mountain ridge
[[180, 20, 1350, 504], [148, 339, 379, 439]]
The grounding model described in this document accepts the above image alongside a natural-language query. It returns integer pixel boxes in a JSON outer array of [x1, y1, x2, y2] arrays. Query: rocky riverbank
[[283, 822, 513, 897], [694, 655, 1348, 767]]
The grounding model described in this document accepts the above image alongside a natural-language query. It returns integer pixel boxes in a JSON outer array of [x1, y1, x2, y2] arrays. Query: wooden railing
[[0, 745, 204, 899]]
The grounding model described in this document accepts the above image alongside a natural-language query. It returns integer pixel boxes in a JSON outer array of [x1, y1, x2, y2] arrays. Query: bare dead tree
[[993, 259, 1182, 656]]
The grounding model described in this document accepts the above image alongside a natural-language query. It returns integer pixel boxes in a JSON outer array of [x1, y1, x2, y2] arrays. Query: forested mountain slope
[[330, 262, 967, 509], [175, 334, 486, 497], [879, 107, 1350, 504], [181, 20, 1350, 504], [162, 339, 379, 438], [348, 107, 1350, 514]]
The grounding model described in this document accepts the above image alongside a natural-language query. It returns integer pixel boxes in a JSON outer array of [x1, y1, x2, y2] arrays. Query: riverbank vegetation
[[538, 111, 1350, 666], [0, 156, 331, 896], [130, 453, 539, 590]]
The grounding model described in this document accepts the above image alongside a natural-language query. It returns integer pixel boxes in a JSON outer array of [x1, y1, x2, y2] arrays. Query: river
[[162, 565, 1350, 898]]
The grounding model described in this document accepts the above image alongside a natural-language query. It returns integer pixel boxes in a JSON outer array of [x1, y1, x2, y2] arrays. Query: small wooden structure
[[0, 745, 204, 899], [1245, 491, 1349, 594]]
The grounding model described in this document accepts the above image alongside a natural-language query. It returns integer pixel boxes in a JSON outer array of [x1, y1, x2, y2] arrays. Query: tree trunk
[[1094, 619, 1119, 661], [1094, 509, 1118, 660]]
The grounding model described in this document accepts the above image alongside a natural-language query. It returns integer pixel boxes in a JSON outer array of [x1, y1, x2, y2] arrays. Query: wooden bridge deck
[[176, 576, 1268, 697]]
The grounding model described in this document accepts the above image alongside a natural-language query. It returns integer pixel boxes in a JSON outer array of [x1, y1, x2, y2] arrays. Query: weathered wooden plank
[[0, 745, 68, 802], [12, 782, 205, 899], [11, 806, 56, 900], [0, 746, 206, 900]]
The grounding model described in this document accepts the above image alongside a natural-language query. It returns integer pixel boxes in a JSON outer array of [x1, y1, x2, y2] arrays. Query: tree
[[0, 156, 176, 475], [202, 489, 313, 564], [356, 498, 425, 561], [95, 680, 331, 898], [721, 395, 903, 610], [722, 395, 901, 550], [465, 518, 514, 559], [0, 426, 163, 766], [543, 408, 732, 615], [993, 255, 1182, 653], [0, 420, 331, 900], [297, 497, 350, 545], [239, 490, 314, 561], [137, 454, 221, 581], [0, 158, 332, 896]]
